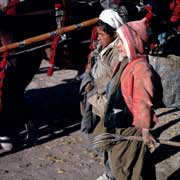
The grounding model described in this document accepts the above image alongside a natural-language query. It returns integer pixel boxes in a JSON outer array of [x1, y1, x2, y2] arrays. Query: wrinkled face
[[115, 37, 127, 58], [97, 26, 115, 48]]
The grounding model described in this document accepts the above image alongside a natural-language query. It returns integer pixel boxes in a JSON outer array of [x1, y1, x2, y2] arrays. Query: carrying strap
[[103, 58, 130, 129], [109, 57, 128, 95]]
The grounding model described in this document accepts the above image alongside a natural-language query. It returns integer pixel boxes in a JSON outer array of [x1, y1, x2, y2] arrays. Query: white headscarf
[[99, 9, 125, 29]]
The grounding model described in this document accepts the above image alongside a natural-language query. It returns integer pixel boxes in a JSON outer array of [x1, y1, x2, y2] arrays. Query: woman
[[79, 9, 126, 180], [98, 17, 158, 180], [80, 9, 125, 134]]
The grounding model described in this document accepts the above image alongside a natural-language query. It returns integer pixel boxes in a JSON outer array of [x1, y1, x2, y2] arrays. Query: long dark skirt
[[109, 127, 156, 180]]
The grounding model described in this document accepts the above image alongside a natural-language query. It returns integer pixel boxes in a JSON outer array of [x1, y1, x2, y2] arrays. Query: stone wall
[[149, 55, 180, 109]]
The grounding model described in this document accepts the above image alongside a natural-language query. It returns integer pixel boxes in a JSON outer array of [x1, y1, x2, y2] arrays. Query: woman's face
[[97, 26, 114, 48], [116, 37, 127, 58]]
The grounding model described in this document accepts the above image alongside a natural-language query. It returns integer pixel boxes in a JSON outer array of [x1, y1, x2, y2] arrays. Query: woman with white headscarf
[[79, 9, 126, 180], [80, 9, 126, 133]]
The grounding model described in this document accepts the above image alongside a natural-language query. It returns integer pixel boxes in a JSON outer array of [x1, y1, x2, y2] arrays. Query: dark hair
[[97, 19, 116, 37]]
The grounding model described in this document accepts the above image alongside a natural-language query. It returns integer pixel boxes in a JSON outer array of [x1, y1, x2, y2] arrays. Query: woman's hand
[[142, 128, 156, 147], [85, 83, 94, 93]]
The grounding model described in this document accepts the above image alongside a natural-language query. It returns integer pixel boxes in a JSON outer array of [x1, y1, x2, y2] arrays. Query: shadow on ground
[[167, 168, 180, 180], [0, 79, 82, 157], [152, 108, 180, 180]]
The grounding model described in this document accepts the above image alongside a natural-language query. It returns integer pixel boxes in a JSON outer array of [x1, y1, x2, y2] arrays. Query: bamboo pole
[[0, 17, 98, 53]]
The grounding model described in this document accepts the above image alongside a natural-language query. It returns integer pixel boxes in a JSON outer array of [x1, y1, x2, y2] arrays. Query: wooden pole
[[0, 17, 98, 53]]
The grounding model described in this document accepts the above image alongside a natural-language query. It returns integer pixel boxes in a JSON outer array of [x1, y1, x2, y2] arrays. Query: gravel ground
[[0, 60, 179, 180]]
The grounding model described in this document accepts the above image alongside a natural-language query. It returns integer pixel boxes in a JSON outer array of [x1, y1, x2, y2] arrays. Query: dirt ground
[[0, 60, 179, 180]]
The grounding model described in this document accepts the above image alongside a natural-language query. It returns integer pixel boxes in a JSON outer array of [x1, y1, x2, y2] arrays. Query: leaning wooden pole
[[0, 17, 98, 53]]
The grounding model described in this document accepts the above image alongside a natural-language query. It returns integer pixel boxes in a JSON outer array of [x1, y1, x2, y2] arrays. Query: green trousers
[[92, 120, 156, 180], [109, 127, 156, 180]]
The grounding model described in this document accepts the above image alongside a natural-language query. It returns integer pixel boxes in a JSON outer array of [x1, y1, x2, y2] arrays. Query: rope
[[0, 52, 8, 112], [47, 36, 60, 76]]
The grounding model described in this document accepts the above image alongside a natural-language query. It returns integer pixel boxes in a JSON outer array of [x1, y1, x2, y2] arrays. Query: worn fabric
[[95, 18, 158, 180], [120, 58, 158, 129], [103, 58, 133, 129], [117, 17, 148, 61], [80, 7, 126, 133], [80, 38, 120, 133], [110, 127, 156, 180], [91, 38, 120, 94], [116, 18, 158, 129], [80, 92, 100, 134], [88, 93, 107, 117], [99, 9, 125, 29], [95, 57, 157, 179], [90, 43, 119, 118]]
